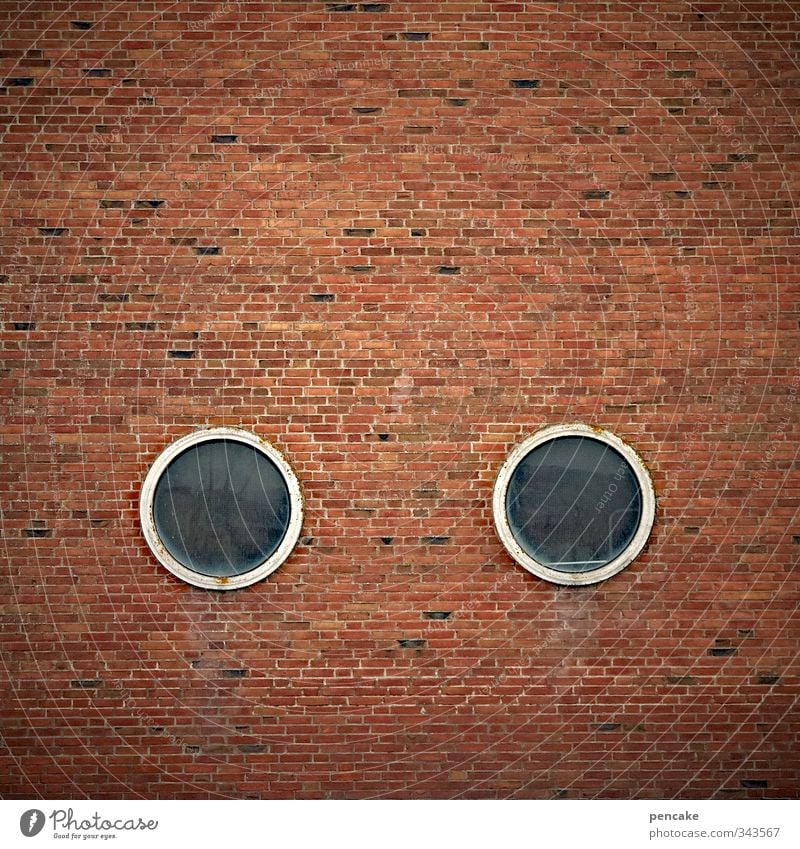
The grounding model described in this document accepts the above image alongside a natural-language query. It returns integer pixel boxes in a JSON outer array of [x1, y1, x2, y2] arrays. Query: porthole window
[[140, 428, 303, 590], [493, 424, 655, 585]]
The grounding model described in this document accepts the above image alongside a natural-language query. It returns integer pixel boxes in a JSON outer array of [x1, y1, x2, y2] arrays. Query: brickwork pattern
[[1, 1, 798, 798]]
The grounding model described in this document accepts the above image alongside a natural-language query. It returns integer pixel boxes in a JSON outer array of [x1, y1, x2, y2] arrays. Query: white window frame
[[492, 423, 655, 586], [140, 427, 303, 590]]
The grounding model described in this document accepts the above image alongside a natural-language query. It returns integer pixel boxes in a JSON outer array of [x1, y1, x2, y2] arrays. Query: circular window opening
[[493, 424, 655, 585], [140, 428, 303, 590]]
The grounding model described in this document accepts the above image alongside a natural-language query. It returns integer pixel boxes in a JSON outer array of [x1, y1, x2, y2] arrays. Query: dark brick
[[604, 403, 638, 412], [510, 79, 539, 89], [397, 639, 426, 649]]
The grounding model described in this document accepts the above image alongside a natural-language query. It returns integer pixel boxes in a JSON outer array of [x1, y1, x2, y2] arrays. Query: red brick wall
[[1, 1, 798, 798]]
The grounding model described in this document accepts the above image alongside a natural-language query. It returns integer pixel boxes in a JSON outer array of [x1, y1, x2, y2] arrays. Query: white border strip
[[5, 799, 796, 848]]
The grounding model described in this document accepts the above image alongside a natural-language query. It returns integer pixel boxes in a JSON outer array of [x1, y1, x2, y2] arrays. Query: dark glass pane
[[506, 436, 641, 573], [152, 439, 291, 577]]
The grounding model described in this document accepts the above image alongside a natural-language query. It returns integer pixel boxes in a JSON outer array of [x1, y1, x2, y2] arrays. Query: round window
[[492, 424, 655, 585], [140, 428, 303, 589]]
